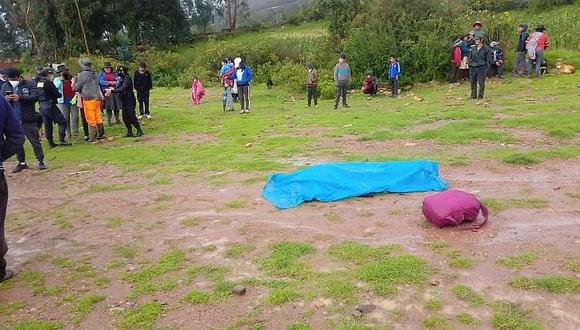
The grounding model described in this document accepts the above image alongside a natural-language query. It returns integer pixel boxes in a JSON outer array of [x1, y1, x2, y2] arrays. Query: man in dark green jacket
[[468, 36, 493, 99]]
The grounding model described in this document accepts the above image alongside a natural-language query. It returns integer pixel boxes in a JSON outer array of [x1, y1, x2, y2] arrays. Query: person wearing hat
[[0, 95, 26, 283], [98, 62, 121, 125], [513, 24, 530, 76], [468, 36, 493, 99], [37, 67, 72, 147], [107, 66, 143, 137], [54, 66, 79, 137], [0, 68, 46, 172], [74, 58, 106, 143], [469, 21, 485, 45], [526, 25, 550, 78], [489, 41, 504, 78]]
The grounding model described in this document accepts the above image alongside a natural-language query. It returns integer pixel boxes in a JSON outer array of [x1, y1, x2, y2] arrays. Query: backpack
[[422, 190, 489, 230]]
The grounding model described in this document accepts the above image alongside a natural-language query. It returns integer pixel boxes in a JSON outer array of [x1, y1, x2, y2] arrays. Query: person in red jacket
[[526, 25, 549, 78]]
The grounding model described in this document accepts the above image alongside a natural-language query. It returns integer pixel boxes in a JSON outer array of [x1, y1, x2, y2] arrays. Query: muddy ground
[[1, 138, 579, 329]]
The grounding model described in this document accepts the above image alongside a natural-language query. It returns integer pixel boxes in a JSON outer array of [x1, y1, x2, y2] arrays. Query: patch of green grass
[[451, 285, 484, 306], [187, 265, 230, 282], [87, 183, 125, 193], [225, 243, 255, 257], [106, 216, 124, 228], [456, 313, 481, 327], [72, 294, 105, 324], [183, 290, 212, 304], [260, 241, 316, 278], [51, 257, 73, 268], [94, 276, 111, 288], [224, 198, 247, 209], [112, 243, 139, 259], [118, 302, 164, 330], [328, 241, 399, 265], [488, 145, 580, 166], [181, 216, 200, 227], [202, 244, 217, 252], [317, 272, 358, 302], [52, 212, 73, 229], [357, 255, 430, 296], [482, 198, 549, 212], [12, 320, 63, 330], [502, 153, 543, 165], [267, 284, 301, 305], [413, 120, 515, 145], [0, 301, 26, 316], [152, 177, 173, 185], [565, 260, 579, 272], [122, 249, 186, 298], [447, 249, 475, 269], [428, 240, 449, 251], [498, 252, 538, 270], [287, 323, 313, 330], [20, 270, 46, 295], [508, 276, 580, 294], [424, 297, 442, 311], [423, 315, 452, 330], [491, 302, 544, 330]]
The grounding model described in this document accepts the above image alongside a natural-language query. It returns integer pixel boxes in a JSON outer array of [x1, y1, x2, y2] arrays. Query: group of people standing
[[451, 21, 549, 99], [0, 59, 153, 173], [219, 57, 254, 114]]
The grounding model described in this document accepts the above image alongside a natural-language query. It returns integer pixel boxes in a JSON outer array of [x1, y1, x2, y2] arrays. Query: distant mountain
[[245, 0, 312, 21]]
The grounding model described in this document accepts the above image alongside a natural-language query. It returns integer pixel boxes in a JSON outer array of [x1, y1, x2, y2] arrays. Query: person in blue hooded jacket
[[229, 58, 253, 114], [388, 55, 401, 97]]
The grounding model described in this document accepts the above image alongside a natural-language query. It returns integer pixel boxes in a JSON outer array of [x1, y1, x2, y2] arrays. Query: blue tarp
[[263, 161, 448, 209]]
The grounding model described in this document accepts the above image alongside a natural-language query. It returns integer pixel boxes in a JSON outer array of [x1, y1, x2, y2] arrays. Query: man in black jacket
[[512, 24, 530, 76], [1, 68, 46, 172], [468, 36, 493, 99], [109, 66, 143, 137], [0, 97, 25, 283], [133, 63, 152, 119], [37, 68, 72, 147]]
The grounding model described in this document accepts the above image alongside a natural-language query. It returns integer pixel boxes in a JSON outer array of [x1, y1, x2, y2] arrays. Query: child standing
[[306, 63, 318, 108], [388, 55, 401, 97], [191, 77, 205, 105], [334, 54, 351, 109]]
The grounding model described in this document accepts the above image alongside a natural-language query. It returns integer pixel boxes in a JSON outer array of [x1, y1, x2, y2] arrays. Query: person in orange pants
[[72, 59, 105, 142]]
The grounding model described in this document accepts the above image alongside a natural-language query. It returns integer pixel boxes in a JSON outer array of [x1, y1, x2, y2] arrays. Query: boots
[[58, 134, 72, 146], [97, 123, 106, 140], [135, 127, 144, 137], [47, 137, 57, 148], [88, 125, 97, 143], [124, 128, 134, 138]]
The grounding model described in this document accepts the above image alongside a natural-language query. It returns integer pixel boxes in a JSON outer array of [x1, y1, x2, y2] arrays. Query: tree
[[191, 0, 220, 34], [317, 0, 366, 42], [220, 0, 248, 31]]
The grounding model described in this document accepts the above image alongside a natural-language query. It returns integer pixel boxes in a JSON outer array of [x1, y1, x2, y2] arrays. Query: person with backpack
[[388, 55, 401, 97], [512, 24, 530, 76], [108, 66, 143, 137], [526, 25, 550, 78], [306, 63, 319, 108], [334, 53, 351, 109], [230, 58, 253, 114], [468, 36, 492, 99]]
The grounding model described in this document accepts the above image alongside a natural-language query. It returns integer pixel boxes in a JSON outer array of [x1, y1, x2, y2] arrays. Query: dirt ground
[[1, 140, 579, 329]]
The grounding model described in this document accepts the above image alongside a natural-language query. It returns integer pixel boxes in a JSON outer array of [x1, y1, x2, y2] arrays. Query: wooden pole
[[73, 0, 90, 55]]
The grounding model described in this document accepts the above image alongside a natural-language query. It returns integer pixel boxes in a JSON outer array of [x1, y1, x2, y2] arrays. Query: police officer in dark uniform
[[0, 96, 25, 283], [37, 68, 71, 147]]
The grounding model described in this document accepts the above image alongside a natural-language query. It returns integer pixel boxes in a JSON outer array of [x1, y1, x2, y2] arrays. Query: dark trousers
[[80, 107, 89, 138], [17, 122, 44, 163], [513, 51, 527, 75], [41, 107, 67, 141], [238, 85, 250, 110], [0, 171, 8, 278], [335, 81, 348, 107], [122, 104, 141, 133], [390, 78, 399, 96], [470, 66, 487, 99], [489, 63, 504, 77], [307, 85, 318, 106], [136, 90, 150, 116]]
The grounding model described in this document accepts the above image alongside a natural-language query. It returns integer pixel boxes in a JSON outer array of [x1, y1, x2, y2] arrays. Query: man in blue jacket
[[388, 55, 401, 97], [0, 96, 25, 283]]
